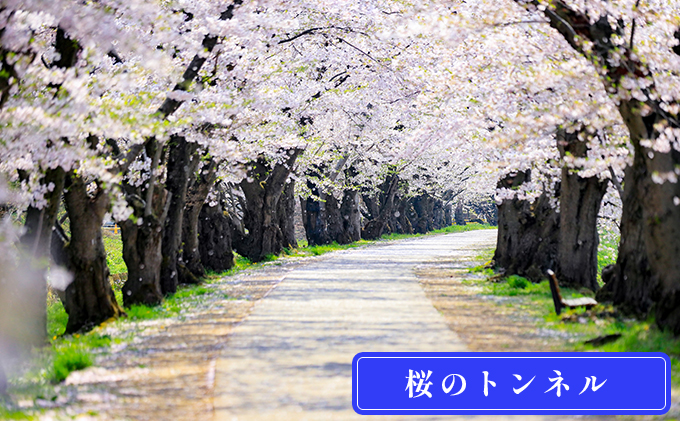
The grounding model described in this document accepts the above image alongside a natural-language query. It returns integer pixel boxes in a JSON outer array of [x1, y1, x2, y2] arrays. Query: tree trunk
[[394, 196, 414, 235], [454, 203, 465, 225], [300, 175, 344, 246], [556, 130, 609, 291], [412, 194, 433, 234], [301, 194, 330, 246], [444, 204, 453, 227], [120, 183, 168, 307], [233, 150, 301, 261], [62, 174, 124, 333], [337, 189, 362, 243], [597, 103, 676, 321], [198, 201, 234, 272], [432, 199, 445, 230], [18, 167, 65, 343], [160, 136, 199, 294], [277, 181, 298, 249], [182, 159, 219, 281], [362, 174, 399, 240], [120, 139, 170, 307], [493, 171, 560, 282], [120, 210, 166, 307]]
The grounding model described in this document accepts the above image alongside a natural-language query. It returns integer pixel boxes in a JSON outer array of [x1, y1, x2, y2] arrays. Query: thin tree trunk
[[63, 174, 125, 333], [556, 130, 609, 291], [120, 140, 170, 307]]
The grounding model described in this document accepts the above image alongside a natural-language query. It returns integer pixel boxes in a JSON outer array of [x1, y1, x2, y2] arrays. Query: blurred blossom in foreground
[[0, 179, 47, 395]]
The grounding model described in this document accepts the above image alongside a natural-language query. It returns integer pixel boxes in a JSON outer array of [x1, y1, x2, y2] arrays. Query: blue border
[[352, 352, 670, 415]]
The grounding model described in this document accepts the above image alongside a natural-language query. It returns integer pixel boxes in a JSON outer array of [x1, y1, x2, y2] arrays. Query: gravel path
[[214, 230, 610, 420]]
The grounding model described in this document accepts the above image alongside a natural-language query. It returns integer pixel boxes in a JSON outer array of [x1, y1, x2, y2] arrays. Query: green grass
[[125, 283, 215, 321], [49, 344, 93, 383], [432, 223, 494, 234], [49, 332, 111, 383], [597, 229, 618, 282], [0, 408, 34, 420], [47, 294, 68, 338], [102, 232, 126, 274], [286, 241, 368, 257]]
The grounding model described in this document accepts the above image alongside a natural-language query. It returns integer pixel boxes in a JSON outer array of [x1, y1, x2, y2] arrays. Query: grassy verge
[[381, 222, 493, 241], [102, 231, 126, 275], [597, 228, 618, 283]]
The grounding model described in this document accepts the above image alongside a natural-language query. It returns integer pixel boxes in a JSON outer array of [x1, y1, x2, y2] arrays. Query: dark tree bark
[[556, 130, 609, 291], [337, 189, 362, 243], [62, 174, 125, 333], [454, 203, 465, 225], [300, 177, 333, 246], [301, 186, 362, 245], [596, 127, 660, 316], [412, 194, 434, 234], [160, 136, 199, 294], [432, 199, 445, 230], [324, 193, 345, 243], [362, 174, 400, 240], [120, 142, 169, 307], [394, 196, 415, 235], [277, 181, 298, 249], [182, 158, 219, 280], [361, 191, 380, 222], [17, 168, 65, 343], [443, 204, 453, 227], [114, 0, 242, 303], [20, 168, 66, 258], [493, 171, 560, 282], [299, 166, 349, 247], [198, 201, 234, 272], [301, 196, 327, 245], [233, 150, 301, 261], [120, 189, 167, 307], [517, 0, 680, 332]]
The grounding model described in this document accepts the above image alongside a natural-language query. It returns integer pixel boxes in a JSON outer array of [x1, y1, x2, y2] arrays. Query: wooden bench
[[546, 269, 598, 315]]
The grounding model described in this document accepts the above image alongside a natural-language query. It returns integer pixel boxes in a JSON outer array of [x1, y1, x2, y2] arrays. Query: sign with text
[[352, 352, 670, 415]]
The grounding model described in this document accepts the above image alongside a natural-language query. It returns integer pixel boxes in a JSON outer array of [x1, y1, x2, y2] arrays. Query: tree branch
[[278, 27, 325, 44], [157, 0, 243, 118]]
